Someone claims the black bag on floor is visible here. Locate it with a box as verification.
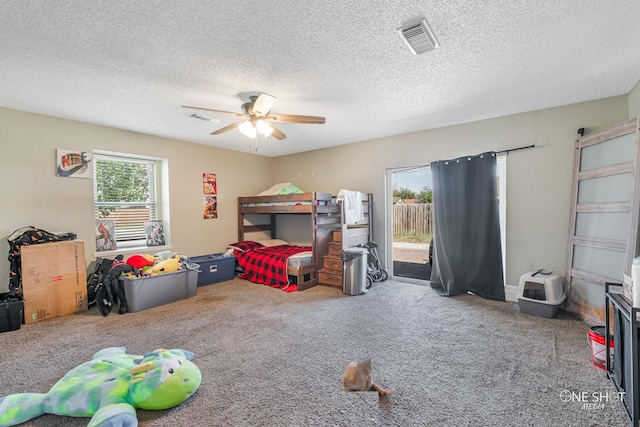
[87,257,116,306]
[0,293,23,333]
[7,226,77,294]
[90,255,138,316]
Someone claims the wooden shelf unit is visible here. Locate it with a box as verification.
[605,282,640,427]
[318,192,373,289]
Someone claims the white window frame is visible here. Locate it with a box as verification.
[93,150,169,253]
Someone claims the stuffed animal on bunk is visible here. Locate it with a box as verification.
[0,346,201,427]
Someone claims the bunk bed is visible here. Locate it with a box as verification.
[233,191,373,291]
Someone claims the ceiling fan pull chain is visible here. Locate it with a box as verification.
[249,135,258,152]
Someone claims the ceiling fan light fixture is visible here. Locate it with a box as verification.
[256,119,273,137]
[239,121,257,138]
[183,91,325,141]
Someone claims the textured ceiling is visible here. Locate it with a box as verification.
[1,1,639,157]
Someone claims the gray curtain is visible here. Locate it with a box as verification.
[429,152,505,301]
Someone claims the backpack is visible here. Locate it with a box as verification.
[92,257,138,317]
[7,226,76,295]
[87,257,117,306]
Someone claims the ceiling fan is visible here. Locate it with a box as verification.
[183,93,325,140]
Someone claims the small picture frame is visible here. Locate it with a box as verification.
[203,173,217,195]
[95,219,117,251]
[144,220,165,246]
[203,196,217,219]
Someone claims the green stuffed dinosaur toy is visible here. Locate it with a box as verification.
[0,346,201,427]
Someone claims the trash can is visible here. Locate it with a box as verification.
[587,326,613,371]
[342,247,368,295]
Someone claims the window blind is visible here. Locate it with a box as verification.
[93,154,158,243]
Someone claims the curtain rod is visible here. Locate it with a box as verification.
[392,144,536,173]
[496,144,535,155]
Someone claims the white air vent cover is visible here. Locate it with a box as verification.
[189,113,220,124]
[398,19,439,55]
[190,113,211,121]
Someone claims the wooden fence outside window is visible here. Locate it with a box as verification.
[393,204,434,235]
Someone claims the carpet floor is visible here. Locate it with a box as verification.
[0,278,628,426]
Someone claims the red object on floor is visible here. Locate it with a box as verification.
[588,326,613,370]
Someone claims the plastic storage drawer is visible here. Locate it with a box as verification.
[190,253,236,286]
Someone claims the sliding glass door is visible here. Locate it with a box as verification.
[387,166,433,282]
[386,157,506,284]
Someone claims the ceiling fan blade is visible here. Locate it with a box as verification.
[267,114,326,124]
[182,105,245,117]
[267,122,287,140]
[252,93,276,116]
[210,120,245,135]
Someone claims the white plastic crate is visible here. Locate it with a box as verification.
[517,272,565,318]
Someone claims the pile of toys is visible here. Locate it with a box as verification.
[87,251,196,316]
[124,253,182,276]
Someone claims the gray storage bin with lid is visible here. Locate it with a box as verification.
[190,253,236,286]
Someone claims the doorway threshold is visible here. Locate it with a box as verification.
[393,260,432,281]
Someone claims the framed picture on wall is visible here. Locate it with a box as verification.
[56,149,92,178]
[203,173,217,195]
[203,196,217,219]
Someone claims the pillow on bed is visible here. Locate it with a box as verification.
[257,239,289,247]
[227,241,264,252]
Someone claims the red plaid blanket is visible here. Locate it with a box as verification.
[234,244,311,292]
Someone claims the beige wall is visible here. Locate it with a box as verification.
[272,96,630,297]
[0,107,272,293]
[1,87,637,304]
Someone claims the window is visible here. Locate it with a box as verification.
[93,152,166,250]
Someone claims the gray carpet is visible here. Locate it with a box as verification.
[0,278,628,426]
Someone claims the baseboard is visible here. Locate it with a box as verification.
[505,284,518,302]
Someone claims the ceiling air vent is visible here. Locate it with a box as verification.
[189,113,215,123]
[398,19,439,55]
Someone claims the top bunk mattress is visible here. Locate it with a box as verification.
[238,192,339,214]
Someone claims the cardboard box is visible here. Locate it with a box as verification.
[623,273,632,302]
[119,270,197,312]
[21,240,87,324]
[189,253,236,286]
